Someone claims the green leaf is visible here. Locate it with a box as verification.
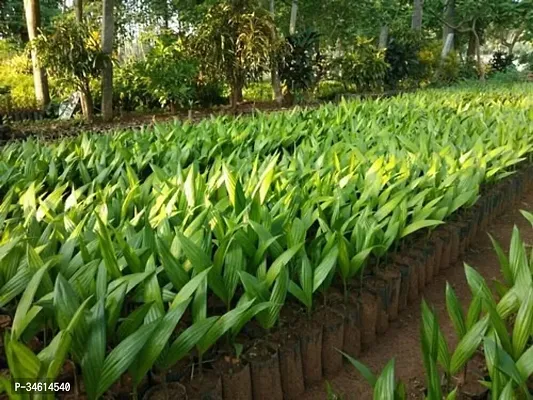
[339,349,377,386]
[4,333,41,380]
[488,234,512,286]
[95,214,121,279]
[196,299,255,355]
[176,231,212,272]
[97,320,159,398]
[156,236,189,290]
[313,246,339,291]
[159,317,218,371]
[445,283,466,339]
[373,359,395,400]
[131,299,192,386]
[11,263,50,340]
[117,302,154,342]
[516,345,533,380]
[82,300,106,400]
[265,244,302,287]
[511,287,533,360]
[450,317,489,375]
[400,220,442,238]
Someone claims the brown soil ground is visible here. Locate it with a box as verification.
[303,190,533,400]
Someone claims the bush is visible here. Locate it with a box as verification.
[33,18,104,120]
[384,32,424,89]
[243,81,272,102]
[279,29,321,96]
[143,33,198,111]
[0,41,37,112]
[488,69,526,83]
[113,34,227,112]
[489,51,514,73]
[315,80,346,101]
[517,52,533,72]
[333,37,389,92]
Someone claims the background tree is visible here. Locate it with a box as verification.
[194,0,277,109]
[101,0,115,121]
[34,19,103,120]
[23,0,50,107]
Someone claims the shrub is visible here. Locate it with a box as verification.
[384,32,423,89]
[517,52,533,72]
[279,29,321,96]
[33,18,104,120]
[489,51,514,73]
[143,33,198,112]
[315,80,346,101]
[0,42,37,112]
[334,37,389,93]
[113,59,154,112]
[243,81,272,102]
[113,34,227,112]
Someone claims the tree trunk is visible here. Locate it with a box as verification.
[467,32,476,59]
[442,0,454,47]
[75,0,83,22]
[378,25,389,49]
[411,0,423,31]
[230,83,238,111]
[235,78,243,103]
[101,0,114,122]
[473,28,484,81]
[23,0,50,109]
[289,0,298,35]
[80,82,94,121]
[270,0,283,105]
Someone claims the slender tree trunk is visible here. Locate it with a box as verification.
[80,81,94,121]
[472,26,484,81]
[163,0,169,29]
[289,0,298,35]
[230,82,238,111]
[75,0,83,22]
[235,78,243,103]
[378,25,389,49]
[442,0,454,48]
[467,32,476,59]
[101,0,114,121]
[411,0,423,31]
[23,0,50,109]
[270,0,283,104]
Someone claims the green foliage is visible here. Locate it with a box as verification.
[333,37,389,92]
[315,80,347,101]
[384,32,424,89]
[143,33,198,109]
[243,81,272,102]
[341,217,533,399]
[33,18,104,92]
[0,84,532,398]
[279,29,322,94]
[0,0,61,42]
[490,51,514,73]
[194,0,276,104]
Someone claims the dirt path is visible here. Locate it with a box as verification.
[303,189,533,400]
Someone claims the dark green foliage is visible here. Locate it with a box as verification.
[33,19,104,91]
[384,35,423,89]
[143,33,198,110]
[113,33,226,112]
[489,51,514,73]
[0,0,61,42]
[333,37,389,93]
[279,29,321,93]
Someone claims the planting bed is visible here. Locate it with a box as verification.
[304,178,533,400]
[0,83,532,400]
